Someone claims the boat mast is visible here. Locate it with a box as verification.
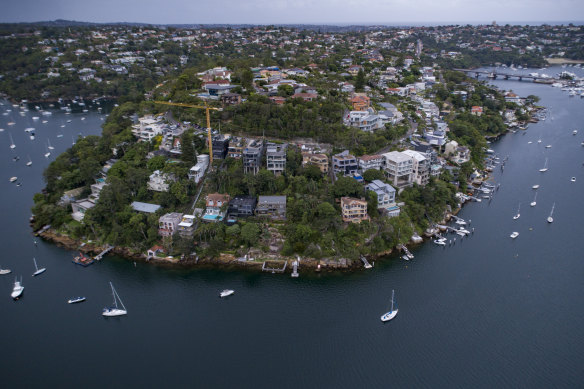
[391,290,395,312]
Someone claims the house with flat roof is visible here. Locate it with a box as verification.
[256,195,286,220]
[402,149,430,186]
[332,150,358,176]
[358,154,384,171]
[188,154,209,184]
[211,134,230,160]
[131,201,161,214]
[158,212,183,237]
[341,197,369,223]
[227,136,246,159]
[382,151,414,189]
[266,142,287,176]
[227,196,257,221]
[71,199,95,222]
[243,139,264,174]
[177,215,196,236]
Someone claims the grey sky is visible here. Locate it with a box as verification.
[1,0,583,24]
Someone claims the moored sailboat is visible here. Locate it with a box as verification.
[547,203,555,223]
[381,290,398,322]
[102,282,127,317]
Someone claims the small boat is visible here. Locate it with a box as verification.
[433,239,446,246]
[68,297,86,304]
[547,203,555,223]
[66,119,72,123]
[571,177,576,182]
[102,282,127,317]
[532,184,540,189]
[32,257,46,276]
[537,139,542,143]
[11,278,24,299]
[573,130,578,135]
[10,176,17,182]
[47,139,54,150]
[510,231,519,239]
[402,255,410,261]
[531,192,537,207]
[545,145,552,149]
[9,133,15,149]
[539,158,548,173]
[380,289,398,322]
[512,203,521,220]
[528,141,532,144]
[220,289,235,298]
[0,265,12,275]
[26,156,32,166]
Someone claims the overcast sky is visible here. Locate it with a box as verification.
[1,0,583,25]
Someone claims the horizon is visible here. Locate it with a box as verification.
[1,0,584,26]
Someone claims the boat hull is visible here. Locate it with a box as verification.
[68,297,86,304]
[102,308,127,317]
[381,309,398,322]
[220,290,235,298]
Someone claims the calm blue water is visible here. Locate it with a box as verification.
[1,68,583,388]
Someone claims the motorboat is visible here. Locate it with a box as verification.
[10,177,17,182]
[11,278,24,299]
[571,177,576,182]
[513,203,521,220]
[381,290,398,322]
[220,289,235,298]
[102,282,127,317]
[433,239,446,246]
[573,130,578,135]
[510,232,519,239]
[545,145,552,149]
[0,265,12,275]
[532,184,540,189]
[68,297,86,304]
[531,191,537,207]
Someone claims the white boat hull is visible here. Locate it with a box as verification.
[220,290,235,298]
[381,309,398,322]
[103,308,127,317]
[33,268,46,276]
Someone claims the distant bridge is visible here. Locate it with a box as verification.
[454,69,558,83]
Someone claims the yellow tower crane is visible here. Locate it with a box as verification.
[154,101,222,164]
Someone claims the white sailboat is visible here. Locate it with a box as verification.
[32,257,46,276]
[0,265,12,275]
[513,203,521,220]
[26,155,32,166]
[381,289,398,322]
[11,277,24,299]
[9,133,16,149]
[530,191,537,207]
[547,203,555,223]
[510,231,519,239]
[44,142,51,158]
[47,139,54,150]
[539,158,548,172]
[102,282,127,317]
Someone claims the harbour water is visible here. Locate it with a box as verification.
[1,67,584,388]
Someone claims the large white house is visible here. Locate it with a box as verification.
[402,149,430,186]
[382,151,414,189]
[188,154,209,184]
[148,170,175,192]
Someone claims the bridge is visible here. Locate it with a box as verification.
[454,69,558,83]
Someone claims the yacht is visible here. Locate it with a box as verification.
[532,184,540,189]
[32,257,46,277]
[545,145,552,149]
[102,282,127,317]
[10,177,18,183]
[433,238,446,246]
[547,203,555,223]
[510,232,519,239]
[513,203,521,220]
[380,290,398,322]
[531,191,537,207]
[220,289,235,298]
[11,278,24,299]
[539,158,548,172]
[573,130,578,135]
[0,265,12,275]
[571,177,576,182]
[68,297,86,304]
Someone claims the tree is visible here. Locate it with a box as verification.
[332,176,364,198]
[362,169,385,182]
[240,222,260,247]
[355,69,365,91]
[180,130,196,165]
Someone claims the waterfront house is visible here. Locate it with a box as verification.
[302,153,328,173]
[59,187,84,205]
[382,151,414,189]
[341,197,369,223]
[71,199,95,222]
[332,150,359,176]
[203,193,230,222]
[256,196,287,220]
[158,212,183,237]
[365,180,396,210]
[177,215,196,236]
[266,142,287,176]
[227,196,257,221]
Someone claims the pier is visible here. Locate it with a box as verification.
[360,255,373,269]
[397,244,414,259]
[262,260,287,274]
[94,245,114,261]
